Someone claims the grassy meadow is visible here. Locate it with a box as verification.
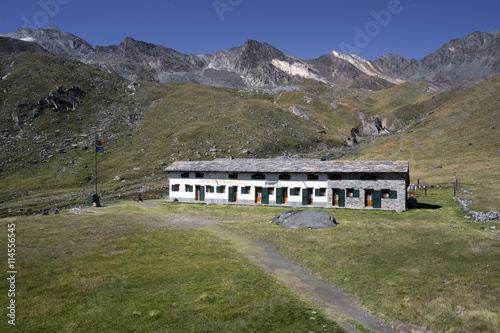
[0,203,344,332]
[1,187,499,332]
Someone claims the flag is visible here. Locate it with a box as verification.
[96,146,105,153]
[95,132,102,139]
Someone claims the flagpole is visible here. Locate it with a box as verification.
[95,132,98,198]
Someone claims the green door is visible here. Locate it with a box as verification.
[338,189,346,207]
[373,190,382,208]
[276,188,282,204]
[228,186,234,203]
[302,188,309,205]
[200,186,205,201]
[262,188,269,204]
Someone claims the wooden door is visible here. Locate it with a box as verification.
[195,185,201,201]
[255,187,262,203]
[365,189,373,207]
[282,188,288,204]
[332,189,339,206]
[232,186,238,202]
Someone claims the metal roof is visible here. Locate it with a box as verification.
[164,159,409,174]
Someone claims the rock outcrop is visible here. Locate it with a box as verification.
[271,210,338,229]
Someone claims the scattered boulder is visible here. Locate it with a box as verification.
[69,208,99,214]
[271,210,338,229]
[288,105,316,120]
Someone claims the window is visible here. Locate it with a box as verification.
[382,190,397,199]
[217,186,226,193]
[171,184,180,192]
[251,173,266,180]
[361,175,377,181]
[279,174,291,180]
[315,188,326,196]
[290,187,301,196]
[329,174,341,180]
[195,173,204,178]
[268,188,274,195]
[307,174,319,180]
[185,185,193,192]
[241,186,251,194]
[206,185,214,193]
[181,172,189,178]
[346,188,360,198]
[228,173,238,179]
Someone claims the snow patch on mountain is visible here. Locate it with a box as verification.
[331,51,406,84]
[271,59,327,83]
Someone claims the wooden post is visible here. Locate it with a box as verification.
[95,136,98,197]
[425,186,427,197]
[453,181,457,197]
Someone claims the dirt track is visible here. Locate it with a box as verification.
[209,226,394,333]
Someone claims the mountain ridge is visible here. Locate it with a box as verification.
[2,27,498,89]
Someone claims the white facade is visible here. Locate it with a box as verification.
[168,171,330,206]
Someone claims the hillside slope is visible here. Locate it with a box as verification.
[348,76,500,211]
[0,50,499,215]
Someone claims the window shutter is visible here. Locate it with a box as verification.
[171,185,175,192]
[262,188,269,204]
[353,189,360,198]
[216,186,221,194]
[389,190,398,199]
[228,187,234,202]
[339,189,346,207]
[189,186,193,192]
[276,188,282,204]
[373,190,382,208]
[200,186,205,201]
[315,188,320,197]
[302,189,309,205]
[290,188,295,196]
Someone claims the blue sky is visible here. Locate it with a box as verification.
[1,0,499,60]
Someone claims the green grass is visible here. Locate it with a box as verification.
[1,188,499,332]
[218,188,500,332]
[0,207,344,332]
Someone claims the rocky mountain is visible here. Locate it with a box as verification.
[0,36,49,56]
[1,27,499,89]
[371,29,500,87]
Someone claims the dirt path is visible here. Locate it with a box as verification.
[207,226,394,333]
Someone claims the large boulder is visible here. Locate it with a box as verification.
[271,210,338,229]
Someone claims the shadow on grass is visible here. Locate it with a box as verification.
[417,203,443,210]
[407,198,442,210]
